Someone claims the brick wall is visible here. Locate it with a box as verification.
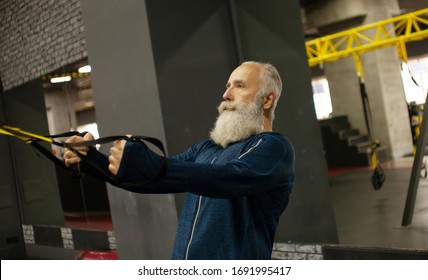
[23,223,323,260]
[0,0,87,91]
[272,242,324,260]
[23,224,116,252]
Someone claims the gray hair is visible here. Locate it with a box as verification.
[241,61,283,119]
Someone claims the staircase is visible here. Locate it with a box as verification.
[319,115,386,168]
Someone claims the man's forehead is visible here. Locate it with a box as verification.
[228,64,261,82]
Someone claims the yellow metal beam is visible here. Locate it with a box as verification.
[306,8,428,67]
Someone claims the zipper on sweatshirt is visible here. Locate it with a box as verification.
[185,156,217,260]
[185,195,202,259]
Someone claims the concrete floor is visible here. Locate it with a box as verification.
[329,157,428,251]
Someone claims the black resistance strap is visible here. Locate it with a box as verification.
[358,78,386,190]
[0,124,168,187]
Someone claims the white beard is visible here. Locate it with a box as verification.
[209,97,264,148]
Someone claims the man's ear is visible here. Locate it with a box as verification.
[263,92,276,110]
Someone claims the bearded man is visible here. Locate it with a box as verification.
[64,61,295,260]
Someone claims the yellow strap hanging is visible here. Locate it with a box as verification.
[354,53,364,80]
[0,124,53,143]
[0,127,30,141]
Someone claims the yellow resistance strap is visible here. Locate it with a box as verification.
[0,124,53,143]
[0,123,168,188]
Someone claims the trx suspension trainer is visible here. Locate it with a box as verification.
[0,124,168,187]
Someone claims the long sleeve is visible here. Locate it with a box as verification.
[115,134,295,198]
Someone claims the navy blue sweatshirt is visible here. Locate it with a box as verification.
[85,132,295,259]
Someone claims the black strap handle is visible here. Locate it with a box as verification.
[1,125,168,187]
[64,134,168,187]
[29,131,168,187]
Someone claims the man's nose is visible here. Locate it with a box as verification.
[223,88,233,101]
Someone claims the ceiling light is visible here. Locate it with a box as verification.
[78,65,91,73]
[50,76,72,83]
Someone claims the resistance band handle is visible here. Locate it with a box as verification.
[47,131,89,139]
[63,134,163,150]
[64,135,168,187]
[1,124,168,187]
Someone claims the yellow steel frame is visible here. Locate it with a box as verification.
[306,8,428,172]
[306,8,428,68]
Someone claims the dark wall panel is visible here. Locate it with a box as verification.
[0,79,26,259]
[146,0,239,215]
[3,79,64,227]
[80,0,179,260]
[146,0,238,155]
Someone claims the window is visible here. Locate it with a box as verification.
[312,77,333,119]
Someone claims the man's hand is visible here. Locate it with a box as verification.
[64,132,94,167]
[108,139,126,175]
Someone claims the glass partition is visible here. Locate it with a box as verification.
[42,58,112,230]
